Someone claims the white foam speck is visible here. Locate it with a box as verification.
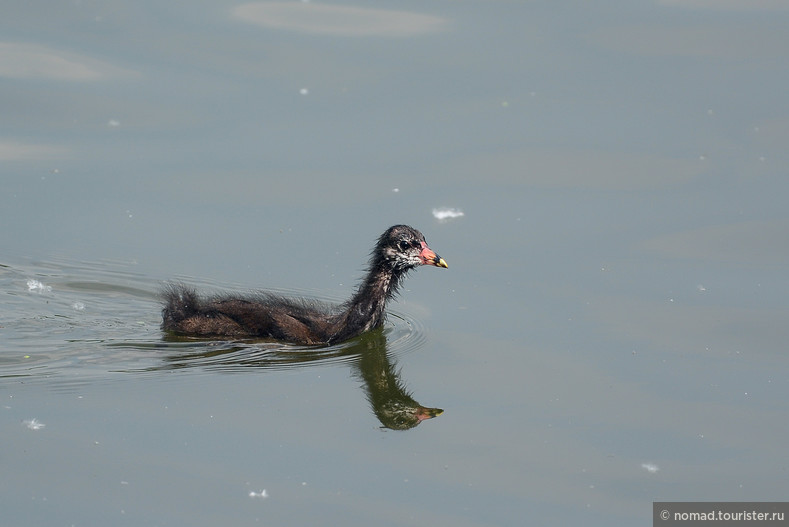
[249,489,268,498]
[24,418,46,430]
[27,279,52,293]
[641,462,659,473]
[432,207,464,221]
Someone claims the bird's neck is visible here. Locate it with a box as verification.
[332,264,403,342]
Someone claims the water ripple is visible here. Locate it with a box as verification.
[0,257,433,383]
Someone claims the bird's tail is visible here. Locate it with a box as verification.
[161,284,201,331]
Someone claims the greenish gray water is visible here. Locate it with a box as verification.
[3,2,789,525]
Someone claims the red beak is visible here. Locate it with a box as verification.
[415,406,444,421]
[419,241,448,268]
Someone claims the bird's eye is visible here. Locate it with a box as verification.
[397,240,411,252]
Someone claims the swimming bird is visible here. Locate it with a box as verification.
[162,225,447,345]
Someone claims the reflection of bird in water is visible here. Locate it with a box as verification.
[154,329,443,430]
[353,331,443,430]
[161,225,447,345]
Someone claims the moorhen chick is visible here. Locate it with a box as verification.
[162,225,448,344]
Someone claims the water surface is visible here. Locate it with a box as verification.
[3,1,789,526]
